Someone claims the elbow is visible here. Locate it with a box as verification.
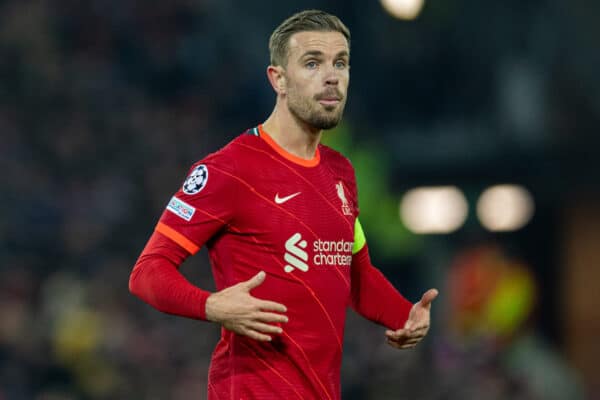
[128,263,165,312]
[128,273,136,296]
[128,266,159,311]
[128,266,143,299]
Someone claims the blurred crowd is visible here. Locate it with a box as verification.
[0,0,594,399]
[1,1,244,398]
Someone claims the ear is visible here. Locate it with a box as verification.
[266,65,286,95]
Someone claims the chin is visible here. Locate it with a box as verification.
[313,118,341,130]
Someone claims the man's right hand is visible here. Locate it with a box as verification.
[205,271,288,341]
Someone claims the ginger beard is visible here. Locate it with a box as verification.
[285,79,347,130]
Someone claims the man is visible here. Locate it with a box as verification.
[129,9,438,399]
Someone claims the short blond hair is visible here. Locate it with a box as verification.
[269,10,351,67]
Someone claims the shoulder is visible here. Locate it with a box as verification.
[192,129,259,168]
[179,132,255,196]
[319,144,356,178]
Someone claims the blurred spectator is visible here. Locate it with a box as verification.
[0,0,596,398]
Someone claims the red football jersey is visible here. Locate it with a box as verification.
[154,125,403,399]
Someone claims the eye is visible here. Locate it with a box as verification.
[306,60,318,69]
[335,60,347,69]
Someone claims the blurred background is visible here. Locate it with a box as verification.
[1,0,599,399]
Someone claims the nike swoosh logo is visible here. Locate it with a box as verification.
[275,192,301,204]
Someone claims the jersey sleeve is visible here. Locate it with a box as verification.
[129,230,211,320]
[350,219,413,329]
[348,160,413,329]
[156,149,238,254]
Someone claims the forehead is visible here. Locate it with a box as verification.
[287,31,349,58]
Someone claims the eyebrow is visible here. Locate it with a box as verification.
[300,50,350,59]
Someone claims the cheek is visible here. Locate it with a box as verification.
[296,68,323,85]
[290,76,314,98]
[340,71,350,87]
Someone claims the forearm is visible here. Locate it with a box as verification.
[350,245,413,330]
[129,231,210,320]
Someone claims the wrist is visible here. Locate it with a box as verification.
[204,292,218,322]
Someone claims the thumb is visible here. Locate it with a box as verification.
[418,288,439,309]
[243,271,266,291]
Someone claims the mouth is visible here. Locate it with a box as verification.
[316,90,343,107]
[318,98,341,106]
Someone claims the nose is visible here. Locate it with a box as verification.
[325,73,339,86]
[324,64,340,86]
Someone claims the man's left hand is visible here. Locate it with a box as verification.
[385,288,438,349]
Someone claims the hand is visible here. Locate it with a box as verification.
[205,271,288,342]
[385,288,438,349]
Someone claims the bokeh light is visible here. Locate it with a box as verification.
[380,0,425,20]
[400,186,468,234]
[477,184,535,231]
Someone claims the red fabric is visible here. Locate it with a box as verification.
[350,245,413,330]
[129,231,210,320]
[129,127,413,399]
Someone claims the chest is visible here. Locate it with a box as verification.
[221,152,356,301]
[235,163,355,244]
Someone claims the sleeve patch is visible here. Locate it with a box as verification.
[167,196,196,221]
[183,164,209,195]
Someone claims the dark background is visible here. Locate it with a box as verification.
[1,0,599,399]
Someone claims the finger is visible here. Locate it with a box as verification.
[386,339,415,349]
[386,328,410,336]
[386,330,422,344]
[249,321,284,335]
[255,299,287,313]
[386,328,408,337]
[243,271,266,291]
[418,288,439,309]
[255,311,289,324]
[399,324,429,337]
[388,336,421,346]
[386,338,419,350]
[411,326,429,336]
[404,324,429,334]
[385,329,409,340]
[389,332,425,344]
[398,343,419,349]
[403,328,429,339]
[241,327,272,342]
[387,327,428,342]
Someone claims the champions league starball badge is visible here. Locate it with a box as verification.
[182,164,208,195]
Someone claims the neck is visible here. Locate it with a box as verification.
[262,103,322,160]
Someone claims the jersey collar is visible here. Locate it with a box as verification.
[257,124,321,168]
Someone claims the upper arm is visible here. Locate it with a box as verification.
[155,150,239,254]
